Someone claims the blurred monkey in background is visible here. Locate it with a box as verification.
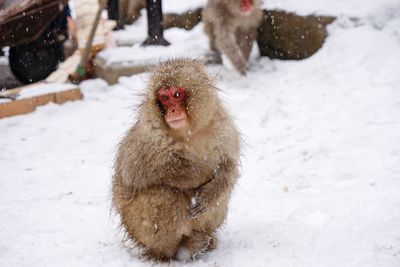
[202,0,263,74]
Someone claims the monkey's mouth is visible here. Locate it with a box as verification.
[164,104,188,129]
[166,118,188,130]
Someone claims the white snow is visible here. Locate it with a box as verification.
[162,0,206,13]
[0,98,11,103]
[191,197,198,207]
[1,1,400,267]
[176,247,192,261]
[17,83,78,99]
[262,0,400,17]
[99,19,209,66]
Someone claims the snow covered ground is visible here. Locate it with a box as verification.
[1,1,400,266]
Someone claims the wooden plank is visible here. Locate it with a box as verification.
[0,98,36,118]
[0,88,82,119]
[94,62,151,85]
[54,88,83,104]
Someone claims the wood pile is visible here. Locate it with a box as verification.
[1,0,115,119]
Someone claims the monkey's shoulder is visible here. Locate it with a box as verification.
[116,121,166,161]
[189,121,240,165]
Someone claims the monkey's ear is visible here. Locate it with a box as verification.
[185,91,190,100]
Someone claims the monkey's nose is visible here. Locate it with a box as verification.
[171,109,175,113]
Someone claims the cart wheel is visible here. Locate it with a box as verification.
[9,42,64,84]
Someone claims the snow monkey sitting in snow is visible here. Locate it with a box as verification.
[112,58,241,261]
[202,0,263,74]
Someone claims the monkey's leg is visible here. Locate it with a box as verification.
[120,187,191,261]
[237,28,257,62]
[204,20,216,51]
[215,29,247,74]
[203,22,222,64]
[177,192,230,260]
[174,187,230,260]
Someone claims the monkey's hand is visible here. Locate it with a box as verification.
[188,157,236,218]
[188,189,208,218]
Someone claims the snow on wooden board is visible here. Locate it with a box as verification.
[15,83,78,99]
[97,19,209,67]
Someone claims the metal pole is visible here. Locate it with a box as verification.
[107,0,124,30]
[142,0,170,46]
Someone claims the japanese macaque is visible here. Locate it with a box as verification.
[202,0,263,74]
[112,59,240,261]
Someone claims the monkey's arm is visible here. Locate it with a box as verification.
[161,150,213,190]
[117,132,212,193]
[189,156,237,218]
[119,149,205,191]
[214,22,247,74]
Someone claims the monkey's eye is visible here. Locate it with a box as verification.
[173,89,186,99]
[161,94,169,101]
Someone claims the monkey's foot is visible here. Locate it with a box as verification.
[204,52,223,65]
[176,232,217,261]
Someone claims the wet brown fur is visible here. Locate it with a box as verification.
[112,59,240,261]
[257,10,335,59]
[202,0,263,74]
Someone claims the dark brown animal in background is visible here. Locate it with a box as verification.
[112,59,240,261]
[257,10,336,60]
[119,0,146,25]
[202,0,263,74]
[119,0,202,31]
[163,8,203,31]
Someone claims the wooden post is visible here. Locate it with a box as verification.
[142,0,169,46]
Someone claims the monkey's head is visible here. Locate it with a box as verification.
[240,0,253,12]
[144,58,218,137]
[228,0,258,14]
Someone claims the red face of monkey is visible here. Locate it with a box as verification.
[241,0,252,12]
[158,87,188,130]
